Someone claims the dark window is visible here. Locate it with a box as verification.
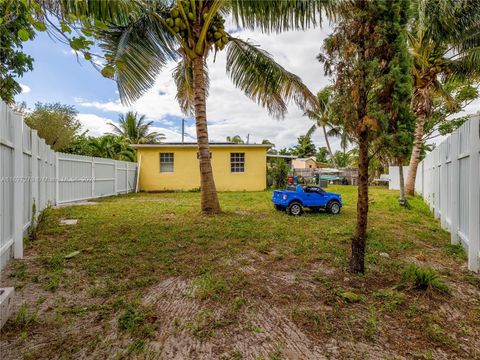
[230,152,245,173]
[159,153,174,172]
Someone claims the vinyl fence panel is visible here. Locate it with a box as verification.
[0,101,138,270]
[388,114,479,272]
[418,115,479,271]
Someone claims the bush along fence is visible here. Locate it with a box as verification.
[0,101,137,270]
[414,114,479,272]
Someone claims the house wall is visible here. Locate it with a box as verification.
[292,158,318,169]
[137,146,267,191]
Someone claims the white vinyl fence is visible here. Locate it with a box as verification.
[390,114,479,272]
[1,101,137,270]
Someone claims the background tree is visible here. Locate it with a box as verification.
[422,81,478,145]
[278,148,293,156]
[319,0,412,273]
[316,147,330,163]
[0,0,35,104]
[42,1,325,214]
[305,86,337,167]
[25,102,81,151]
[108,111,164,144]
[226,135,245,144]
[331,150,353,168]
[267,158,290,189]
[292,135,316,158]
[64,133,136,161]
[405,0,480,195]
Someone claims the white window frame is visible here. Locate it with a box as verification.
[230,152,245,173]
[159,152,174,173]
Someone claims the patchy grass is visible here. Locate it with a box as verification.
[1,186,479,359]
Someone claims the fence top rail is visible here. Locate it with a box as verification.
[58,152,137,166]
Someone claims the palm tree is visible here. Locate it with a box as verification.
[46,1,328,213]
[226,135,244,144]
[108,111,165,144]
[89,135,136,161]
[405,0,480,195]
[304,86,338,167]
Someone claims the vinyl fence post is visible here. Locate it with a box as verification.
[13,113,24,259]
[91,157,95,198]
[114,160,118,195]
[450,132,459,245]
[55,152,59,206]
[468,116,479,272]
[31,130,39,222]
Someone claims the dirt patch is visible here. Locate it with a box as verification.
[142,277,331,359]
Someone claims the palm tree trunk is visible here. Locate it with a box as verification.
[350,131,369,273]
[323,125,337,168]
[192,55,221,214]
[405,102,427,196]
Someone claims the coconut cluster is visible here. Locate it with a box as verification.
[165,4,229,51]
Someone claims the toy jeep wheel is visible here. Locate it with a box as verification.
[287,202,303,216]
[327,200,341,215]
[274,204,284,211]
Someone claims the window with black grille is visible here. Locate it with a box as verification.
[230,153,245,173]
[159,153,174,172]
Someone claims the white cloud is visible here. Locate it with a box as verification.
[77,113,115,136]
[20,83,31,94]
[62,49,76,56]
[77,99,128,113]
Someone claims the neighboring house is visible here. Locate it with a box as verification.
[292,156,327,169]
[267,154,297,169]
[132,142,271,191]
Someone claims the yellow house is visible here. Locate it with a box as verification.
[132,143,270,192]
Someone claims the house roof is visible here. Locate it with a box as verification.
[266,154,297,159]
[131,142,272,149]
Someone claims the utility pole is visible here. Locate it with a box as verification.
[181,119,185,143]
[246,133,250,144]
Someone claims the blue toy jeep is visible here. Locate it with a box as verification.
[272,185,342,216]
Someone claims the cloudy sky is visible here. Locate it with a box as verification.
[15,22,480,151]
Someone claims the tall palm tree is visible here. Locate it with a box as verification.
[304,86,337,167]
[46,0,329,213]
[405,0,480,195]
[108,111,165,144]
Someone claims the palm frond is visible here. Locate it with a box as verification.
[226,38,317,119]
[228,0,333,33]
[107,122,125,137]
[40,0,142,25]
[306,124,318,138]
[95,11,179,104]
[304,109,321,121]
[173,58,210,116]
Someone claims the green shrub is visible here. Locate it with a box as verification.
[401,264,448,293]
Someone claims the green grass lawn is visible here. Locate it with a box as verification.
[1,186,479,359]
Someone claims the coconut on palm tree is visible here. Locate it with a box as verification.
[108,111,165,144]
[46,0,327,213]
[405,0,480,195]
